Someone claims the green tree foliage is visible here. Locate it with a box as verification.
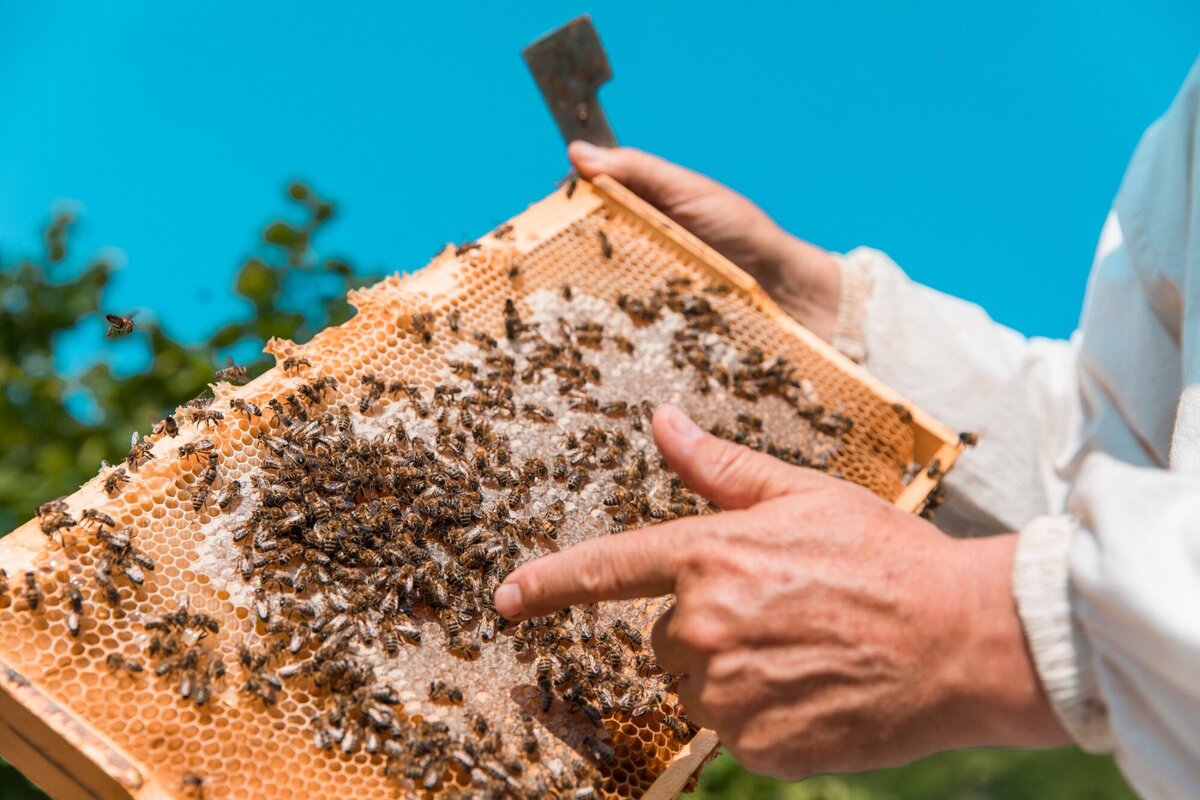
[0,187,1134,798]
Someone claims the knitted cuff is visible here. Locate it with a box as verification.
[1012,514,1113,752]
[831,250,873,363]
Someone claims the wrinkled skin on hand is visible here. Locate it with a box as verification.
[496,405,1068,780]
[568,141,843,343]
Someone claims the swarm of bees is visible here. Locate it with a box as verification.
[17,271,869,799]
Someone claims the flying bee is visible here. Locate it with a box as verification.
[104,312,136,339]
[428,680,464,704]
[229,398,261,419]
[281,357,311,373]
[178,438,215,461]
[103,466,130,496]
[214,356,248,383]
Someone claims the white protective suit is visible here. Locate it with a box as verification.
[832,58,1200,799]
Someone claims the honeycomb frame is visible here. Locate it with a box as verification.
[0,176,963,800]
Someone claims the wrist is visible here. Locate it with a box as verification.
[946,534,1071,748]
[759,231,842,342]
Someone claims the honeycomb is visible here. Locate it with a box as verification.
[0,177,961,800]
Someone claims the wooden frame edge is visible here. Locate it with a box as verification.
[0,658,143,800]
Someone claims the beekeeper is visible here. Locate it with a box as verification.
[494,58,1200,799]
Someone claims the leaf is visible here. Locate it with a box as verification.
[235,258,278,304]
[263,221,305,248]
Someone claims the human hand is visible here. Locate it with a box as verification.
[569,142,843,342]
[495,405,1068,779]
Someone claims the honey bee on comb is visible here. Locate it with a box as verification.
[0,180,961,800]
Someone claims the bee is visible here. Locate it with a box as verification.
[455,240,480,256]
[507,263,522,280]
[65,581,84,637]
[191,486,210,512]
[926,458,943,479]
[610,335,635,355]
[566,469,586,492]
[582,735,615,766]
[428,680,464,703]
[22,572,41,611]
[181,772,205,800]
[282,357,312,373]
[561,283,573,301]
[105,653,145,675]
[153,414,180,438]
[217,480,241,510]
[570,395,599,413]
[125,433,155,472]
[447,309,462,333]
[702,283,733,295]
[597,231,614,260]
[612,618,643,648]
[214,356,248,383]
[188,408,224,427]
[519,713,539,755]
[493,223,514,240]
[103,466,130,496]
[229,398,261,419]
[0,569,7,595]
[178,438,215,461]
[104,312,136,338]
[662,715,691,741]
[889,401,914,424]
[411,312,436,345]
[473,331,498,350]
[81,508,116,529]
[522,404,554,422]
[959,431,979,447]
[600,401,628,416]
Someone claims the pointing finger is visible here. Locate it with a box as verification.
[495,513,727,621]
[653,404,820,510]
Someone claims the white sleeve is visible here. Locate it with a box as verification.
[832,55,1200,800]
[833,246,1083,537]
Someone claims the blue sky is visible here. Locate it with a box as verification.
[2,1,1198,363]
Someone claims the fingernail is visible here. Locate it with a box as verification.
[570,140,606,165]
[494,582,523,618]
[662,404,703,443]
